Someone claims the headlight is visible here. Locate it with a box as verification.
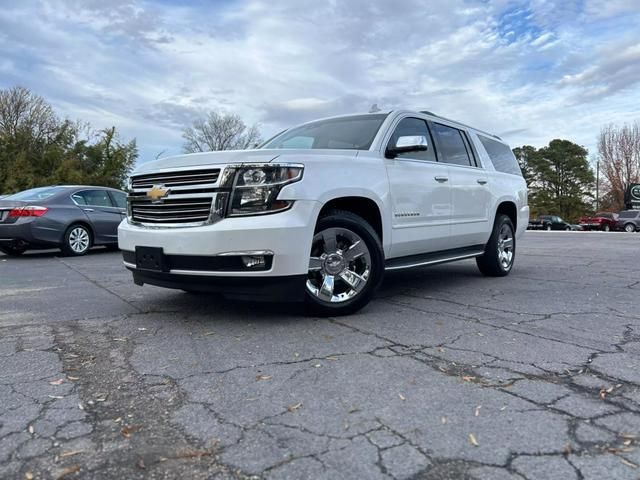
[225,164,303,216]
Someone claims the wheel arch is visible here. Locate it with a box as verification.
[316,195,385,246]
[64,221,94,246]
[495,200,518,229]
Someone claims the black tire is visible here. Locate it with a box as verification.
[624,223,636,233]
[565,226,571,231]
[0,244,27,256]
[545,225,551,231]
[61,224,92,256]
[304,210,384,316]
[476,214,516,277]
[603,224,610,232]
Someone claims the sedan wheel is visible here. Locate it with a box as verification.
[62,225,92,256]
[603,225,610,232]
[625,223,636,233]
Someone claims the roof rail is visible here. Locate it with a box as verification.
[418,110,502,141]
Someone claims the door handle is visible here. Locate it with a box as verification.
[434,176,449,182]
[83,208,95,212]
[477,179,488,185]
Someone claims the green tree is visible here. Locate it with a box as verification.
[0,86,137,192]
[513,140,595,222]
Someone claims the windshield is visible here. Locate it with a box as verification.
[5,186,67,201]
[262,114,388,150]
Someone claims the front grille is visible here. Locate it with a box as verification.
[131,169,220,189]
[128,167,222,226]
[130,198,213,224]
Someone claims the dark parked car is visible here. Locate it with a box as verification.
[528,215,573,231]
[616,210,640,232]
[0,186,127,256]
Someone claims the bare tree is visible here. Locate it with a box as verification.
[597,122,640,210]
[182,111,262,153]
[0,86,59,142]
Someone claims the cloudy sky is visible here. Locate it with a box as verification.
[1,0,639,164]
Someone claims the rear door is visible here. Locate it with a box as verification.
[384,116,453,257]
[71,189,122,243]
[431,122,491,248]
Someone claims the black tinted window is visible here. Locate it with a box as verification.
[72,190,113,207]
[263,114,388,150]
[110,191,127,209]
[388,118,436,162]
[432,123,472,166]
[478,135,522,176]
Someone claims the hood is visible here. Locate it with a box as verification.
[132,148,361,175]
[133,149,283,175]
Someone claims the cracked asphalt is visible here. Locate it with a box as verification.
[1,231,640,479]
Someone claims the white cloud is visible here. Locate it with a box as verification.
[0,0,639,163]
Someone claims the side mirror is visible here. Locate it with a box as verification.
[385,135,429,158]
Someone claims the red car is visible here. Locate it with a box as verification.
[578,212,618,231]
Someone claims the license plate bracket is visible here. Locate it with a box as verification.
[135,246,168,272]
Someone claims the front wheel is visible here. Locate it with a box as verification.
[61,224,92,256]
[476,214,515,277]
[565,226,571,231]
[603,225,610,232]
[546,225,551,231]
[304,210,384,316]
[625,223,636,233]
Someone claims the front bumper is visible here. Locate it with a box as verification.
[127,268,307,302]
[118,199,320,278]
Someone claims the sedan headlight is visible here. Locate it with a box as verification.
[224,164,303,216]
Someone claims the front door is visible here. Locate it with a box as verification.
[384,117,453,258]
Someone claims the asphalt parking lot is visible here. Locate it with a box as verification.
[1,231,639,480]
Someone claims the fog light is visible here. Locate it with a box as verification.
[242,255,266,268]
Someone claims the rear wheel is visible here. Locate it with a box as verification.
[62,224,92,256]
[603,224,610,232]
[477,214,515,277]
[0,244,27,256]
[546,225,551,231]
[304,210,384,316]
[625,223,636,233]
[565,226,571,231]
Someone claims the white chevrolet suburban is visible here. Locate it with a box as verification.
[118,110,529,315]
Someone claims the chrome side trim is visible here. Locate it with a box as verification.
[217,250,274,256]
[385,252,483,271]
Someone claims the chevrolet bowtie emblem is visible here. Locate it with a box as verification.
[147,185,170,203]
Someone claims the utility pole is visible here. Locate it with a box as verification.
[596,159,599,211]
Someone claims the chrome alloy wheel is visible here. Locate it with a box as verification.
[497,223,514,270]
[306,227,371,303]
[69,227,90,254]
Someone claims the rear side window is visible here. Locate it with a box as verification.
[431,123,473,166]
[619,211,639,219]
[72,190,114,207]
[478,135,522,176]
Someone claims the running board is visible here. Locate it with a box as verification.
[385,245,485,271]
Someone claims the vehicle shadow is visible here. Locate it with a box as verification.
[134,262,484,320]
[0,247,117,259]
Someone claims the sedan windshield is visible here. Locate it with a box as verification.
[5,186,67,201]
[262,114,388,150]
